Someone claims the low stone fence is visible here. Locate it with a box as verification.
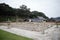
[0,22,55,32]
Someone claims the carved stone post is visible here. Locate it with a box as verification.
[42,22,45,34]
[56,22,58,28]
[7,19,11,29]
[29,19,31,22]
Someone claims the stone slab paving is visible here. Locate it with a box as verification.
[0,25,60,40]
[0,26,44,40]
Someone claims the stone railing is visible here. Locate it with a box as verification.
[0,22,55,32]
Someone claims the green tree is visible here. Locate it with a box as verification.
[0,3,49,22]
[0,3,15,22]
[19,5,30,18]
[31,11,49,19]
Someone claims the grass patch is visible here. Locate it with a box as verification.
[0,29,33,40]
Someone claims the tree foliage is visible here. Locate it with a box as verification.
[0,3,48,22]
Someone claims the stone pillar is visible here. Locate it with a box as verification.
[29,19,31,22]
[42,22,45,34]
[7,19,11,29]
[55,22,59,28]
